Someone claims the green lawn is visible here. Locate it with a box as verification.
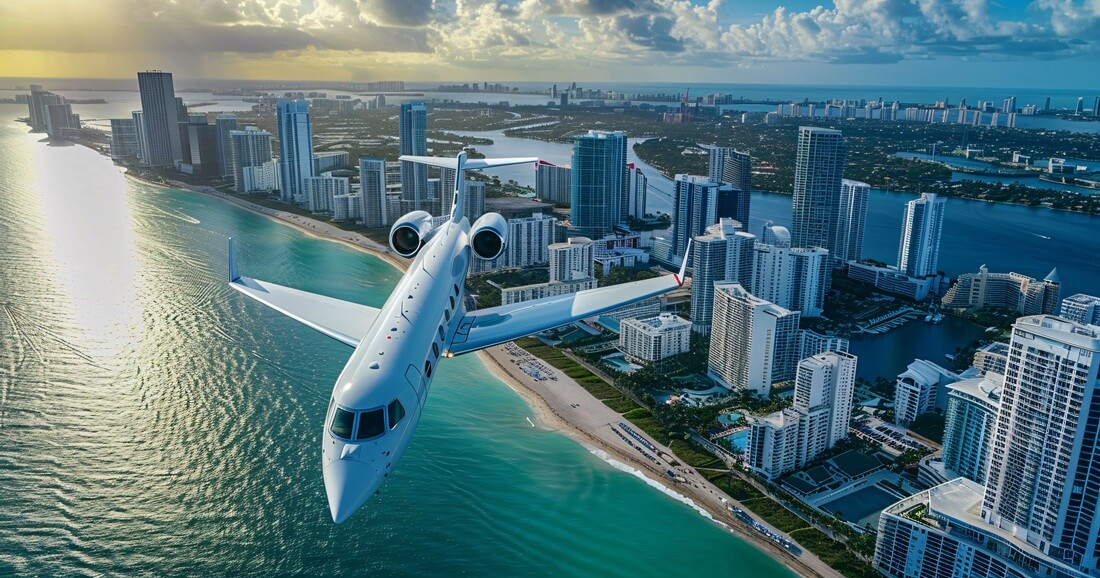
[738,498,810,534]
[788,528,881,578]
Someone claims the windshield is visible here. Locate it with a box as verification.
[355,408,386,440]
[330,408,355,439]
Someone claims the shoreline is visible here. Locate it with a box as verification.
[128,172,840,578]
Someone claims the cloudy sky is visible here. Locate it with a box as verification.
[1,0,1098,87]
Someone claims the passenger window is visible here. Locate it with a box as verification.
[388,400,406,429]
[449,295,455,309]
[355,408,385,440]
[425,360,433,377]
[453,284,459,296]
[330,408,355,439]
[432,342,440,358]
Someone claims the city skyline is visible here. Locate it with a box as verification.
[1,1,1099,88]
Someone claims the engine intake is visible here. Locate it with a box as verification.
[470,213,507,261]
[389,211,435,258]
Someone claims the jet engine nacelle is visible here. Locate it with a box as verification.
[389,211,435,258]
[470,213,507,261]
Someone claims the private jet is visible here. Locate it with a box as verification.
[228,152,689,523]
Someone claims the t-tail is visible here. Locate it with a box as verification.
[398,152,538,222]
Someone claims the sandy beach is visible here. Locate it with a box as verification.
[142,174,841,578]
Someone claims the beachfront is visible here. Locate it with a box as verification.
[147,173,842,578]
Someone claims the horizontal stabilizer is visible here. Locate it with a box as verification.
[399,155,538,171]
[227,239,380,348]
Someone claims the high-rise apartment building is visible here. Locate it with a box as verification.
[28,86,64,131]
[793,351,857,462]
[399,102,429,212]
[690,219,756,334]
[877,317,1100,578]
[131,110,150,165]
[229,126,274,193]
[109,118,138,159]
[214,114,238,178]
[708,283,800,394]
[897,193,946,278]
[627,163,647,220]
[549,237,595,282]
[570,130,627,238]
[304,175,349,213]
[465,181,487,223]
[277,99,315,204]
[835,179,869,262]
[359,158,388,228]
[708,147,751,224]
[941,374,1001,484]
[894,359,960,426]
[751,244,829,317]
[791,127,847,255]
[535,160,572,206]
[137,71,182,167]
[619,313,692,362]
[671,174,719,260]
[1060,293,1100,325]
[983,316,1100,567]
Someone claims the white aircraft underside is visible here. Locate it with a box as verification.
[228,152,689,523]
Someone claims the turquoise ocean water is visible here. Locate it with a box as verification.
[0,109,795,576]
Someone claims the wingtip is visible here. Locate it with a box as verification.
[228,237,240,283]
[676,240,691,284]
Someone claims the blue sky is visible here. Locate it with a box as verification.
[0,0,1097,88]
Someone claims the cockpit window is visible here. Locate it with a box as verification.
[355,408,386,440]
[388,400,406,429]
[330,408,355,439]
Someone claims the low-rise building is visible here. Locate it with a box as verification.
[894,360,960,426]
[846,261,943,301]
[500,277,597,305]
[972,342,1009,375]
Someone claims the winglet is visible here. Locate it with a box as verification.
[228,237,240,283]
[674,239,691,286]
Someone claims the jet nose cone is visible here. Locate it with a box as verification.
[323,459,379,524]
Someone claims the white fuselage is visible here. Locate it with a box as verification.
[321,217,471,522]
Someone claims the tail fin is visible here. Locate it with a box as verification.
[228,238,240,282]
[398,153,539,221]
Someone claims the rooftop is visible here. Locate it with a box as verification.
[828,450,882,479]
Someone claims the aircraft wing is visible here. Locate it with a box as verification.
[227,239,380,348]
[447,242,690,356]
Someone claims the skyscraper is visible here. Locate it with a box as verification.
[535,160,571,206]
[627,163,647,220]
[570,130,627,238]
[671,174,719,260]
[215,114,238,178]
[359,158,389,228]
[137,71,182,167]
[229,126,273,192]
[549,237,594,282]
[752,244,829,317]
[690,219,756,334]
[790,127,847,255]
[941,374,1001,484]
[464,181,486,223]
[28,86,64,132]
[277,99,315,204]
[835,179,869,262]
[793,351,857,462]
[1076,97,1085,115]
[708,147,751,224]
[897,193,946,278]
[982,316,1100,566]
[708,283,800,394]
[109,118,138,160]
[131,110,150,165]
[399,102,428,212]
